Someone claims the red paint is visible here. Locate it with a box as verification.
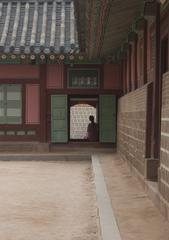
[104,64,120,89]
[137,37,144,87]
[143,21,148,84]
[40,64,47,142]
[26,84,40,124]
[0,65,39,79]
[147,23,151,81]
[47,65,64,89]
[126,51,130,92]
[131,42,135,90]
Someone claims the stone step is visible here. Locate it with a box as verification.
[0,142,116,153]
[0,142,49,153]
[0,153,91,161]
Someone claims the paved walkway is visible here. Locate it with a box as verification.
[98,153,169,240]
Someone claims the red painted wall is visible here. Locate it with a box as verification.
[26,84,40,124]
[46,65,64,89]
[0,65,39,79]
[104,64,121,89]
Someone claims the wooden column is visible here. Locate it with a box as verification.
[122,60,126,94]
[124,53,128,94]
[152,1,161,159]
[143,20,148,84]
[128,45,132,91]
[126,51,130,93]
[40,64,47,142]
[145,82,153,158]
[134,36,138,90]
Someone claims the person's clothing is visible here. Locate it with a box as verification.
[87,122,98,141]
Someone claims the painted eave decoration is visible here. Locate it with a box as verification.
[0,0,80,62]
[74,0,144,61]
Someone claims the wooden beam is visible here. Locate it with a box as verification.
[40,64,47,142]
[87,0,95,58]
[95,0,112,58]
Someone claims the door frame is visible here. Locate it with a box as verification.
[68,95,99,141]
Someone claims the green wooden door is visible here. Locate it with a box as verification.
[99,95,116,143]
[51,95,68,143]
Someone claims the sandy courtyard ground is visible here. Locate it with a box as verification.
[0,160,100,240]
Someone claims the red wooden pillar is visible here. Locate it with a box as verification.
[145,82,153,158]
[128,45,132,91]
[124,55,127,94]
[126,50,130,93]
[122,60,126,94]
[143,20,148,84]
[134,36,138,90]
[40,64,47,142]
[152,1,161,159]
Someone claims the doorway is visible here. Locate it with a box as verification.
[69,96,98,141]
[51,94,116,143]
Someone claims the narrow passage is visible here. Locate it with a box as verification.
[99,153,169,240]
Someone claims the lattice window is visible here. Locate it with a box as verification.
[0,84,22,124]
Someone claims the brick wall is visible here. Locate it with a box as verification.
[117,86,147,175]
[159,71,169,208]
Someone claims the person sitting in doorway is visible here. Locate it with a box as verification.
[86,115,98,141]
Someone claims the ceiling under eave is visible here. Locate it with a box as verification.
[74,0,144,60]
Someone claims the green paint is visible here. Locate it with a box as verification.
[0,84,22,124]
[68,69,99,88]
[0,55,102,65]
[0,56,21,64]
[51,95,68,143]
[99,95,116,143]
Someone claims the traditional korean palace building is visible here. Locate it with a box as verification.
[0,0,120,143]
[1,0,169,219]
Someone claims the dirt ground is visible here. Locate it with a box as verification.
[0,160,101,240]
[100,153,169,240]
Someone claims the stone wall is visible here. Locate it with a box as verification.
[159,71,169,212]
[117,86,147,176]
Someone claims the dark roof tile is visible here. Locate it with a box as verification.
[0,0,78,54]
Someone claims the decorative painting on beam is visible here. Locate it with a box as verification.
[67,69,100,89]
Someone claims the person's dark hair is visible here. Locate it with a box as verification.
[89,115,94,122]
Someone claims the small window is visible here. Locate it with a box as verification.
[0,84,22,124]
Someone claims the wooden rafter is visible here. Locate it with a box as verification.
[87,0,95,58]
[95,0,112,58]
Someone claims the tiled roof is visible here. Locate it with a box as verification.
[0,0,78,54]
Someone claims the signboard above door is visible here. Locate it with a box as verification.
[68,68,100,89]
